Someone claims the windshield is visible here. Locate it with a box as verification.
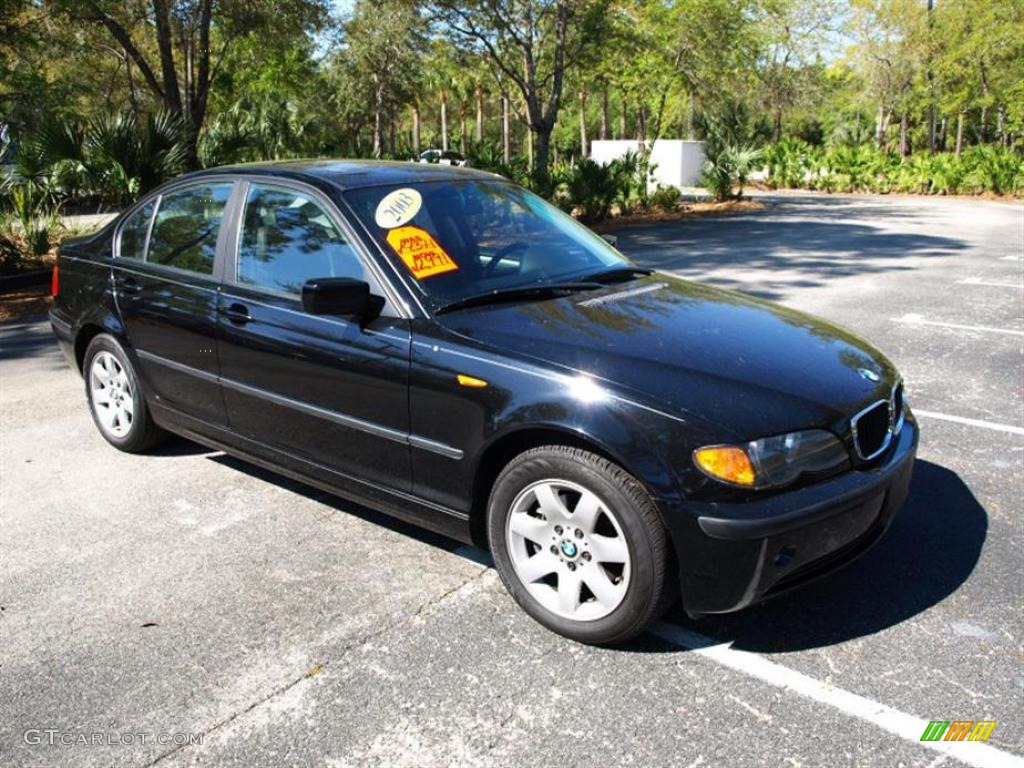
[343,179,630,311]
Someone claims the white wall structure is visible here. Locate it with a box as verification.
[589,139,706,189]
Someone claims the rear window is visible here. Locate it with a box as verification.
[147,183,233,275]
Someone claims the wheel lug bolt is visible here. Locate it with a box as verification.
[574,529,583,539]
[550,545,558,555]
[582,551,591,561]
[554,525,563,535]
[567,562,576,571]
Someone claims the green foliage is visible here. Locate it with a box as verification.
[763,140,1023,196]
[0,183,62,270]
[549,150,658,222]
[7,110,187,208]
[962,145,1024,195]
[650,185,682,212]
[702,144,763,200]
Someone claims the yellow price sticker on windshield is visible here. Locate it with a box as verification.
[386,225,459,279]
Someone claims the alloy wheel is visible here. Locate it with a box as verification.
[89,351,134,438]
[505,479,631,621]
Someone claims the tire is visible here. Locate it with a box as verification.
[83,334,166,453]
[488,445,673,645]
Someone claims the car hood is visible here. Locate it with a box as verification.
[436,274,899,440]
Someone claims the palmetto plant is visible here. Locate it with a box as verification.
[764,137,813,189]
[702,144,763,200]
[11,110,187,207]
[962,145,1024,195]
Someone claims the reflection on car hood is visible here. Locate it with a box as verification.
[436,274,899,439]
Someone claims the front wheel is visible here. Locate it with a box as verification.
[488,445,674,645]
[84,334,166,452]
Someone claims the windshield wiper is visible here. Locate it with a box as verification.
[582,266,654,284]
[435,282,603,314]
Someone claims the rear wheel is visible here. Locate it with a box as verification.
[488,445,673,645]
[84,334,166,452]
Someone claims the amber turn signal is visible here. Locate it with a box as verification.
[457,374,488,388]
[693,445,756,487]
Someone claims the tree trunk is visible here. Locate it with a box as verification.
[475,86,484,145]
[955,112,964,156]
[980,104,988,143]
[600,87,608,140]
[938,116,947,151]
[411,103,421,156]
[928,106,937,153]
[773,108,782,143]
[533,128,552,176]
[389,104,397,156]
[526,124,534,171]
[900,112,910,157]
[501,94,510,164]
[619,93,627,140]
[372,80,384,159]
[124,49,140,122]
[459,102,467,155]
[578,90,588,157]
[439,91,449,152]
[875,105,887,149]
[636,105,646,143]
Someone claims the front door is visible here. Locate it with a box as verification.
[215,180,412,491]
[114,180,235,425]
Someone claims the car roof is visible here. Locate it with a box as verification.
[178,159,498,191]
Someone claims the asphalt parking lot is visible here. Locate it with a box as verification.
[1,192,1021,768]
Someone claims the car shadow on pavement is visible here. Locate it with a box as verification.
[660,459,986,653]
[207,453,462,551]
[206,449,983,656]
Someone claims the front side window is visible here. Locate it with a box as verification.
[344,179,627,310]
[118,200,155,260]
[147,182,233,275]
[237,184,364,296]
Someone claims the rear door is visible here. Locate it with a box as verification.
[114,180,236,425]
[216,179,412,491]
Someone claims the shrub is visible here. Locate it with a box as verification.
[650,185,681,212]
[962,145,1024,195]
[557,158,620,223]
[0,184,63,271]
[702,144,762,200]
[6,110,187,209]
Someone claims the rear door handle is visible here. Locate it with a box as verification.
[220,302,252,324]
[117,276,141,295]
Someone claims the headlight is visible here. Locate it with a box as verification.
[694,429,849,489]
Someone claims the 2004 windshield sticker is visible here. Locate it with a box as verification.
[386,226,459,279]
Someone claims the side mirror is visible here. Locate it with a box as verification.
[301,277,377,318]
[600,233,618,247]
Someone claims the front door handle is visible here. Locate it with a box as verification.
[117,276,141,295]
[220,302,252,324]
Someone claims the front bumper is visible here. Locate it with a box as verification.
[660,414,919,616]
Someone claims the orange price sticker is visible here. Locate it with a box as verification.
[386,226,459,280]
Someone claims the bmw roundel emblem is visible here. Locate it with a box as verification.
[858,368,881,383]
[560,540,578,558]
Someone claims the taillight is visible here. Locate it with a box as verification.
[51,263,59,297]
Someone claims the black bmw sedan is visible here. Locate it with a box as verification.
[49,161,917,645]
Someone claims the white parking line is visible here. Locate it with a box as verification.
[1000,255,1022,261]
[650,622,1024,768]
[914,409,1024,436]
[451,546,1024,768]
[894,314,1024,337]
[958,277,1024,289]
